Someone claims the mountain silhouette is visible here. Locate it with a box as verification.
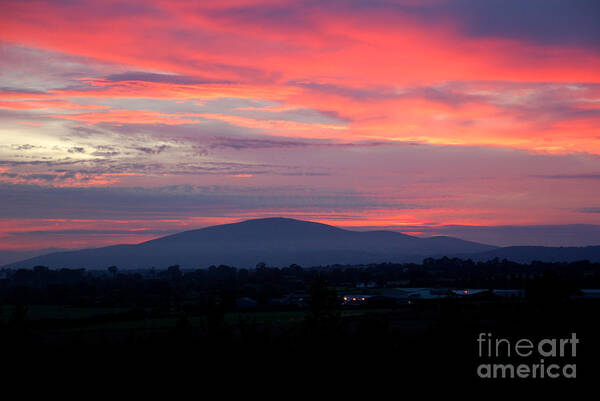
[465,245,600,263]
[3,217,496,269]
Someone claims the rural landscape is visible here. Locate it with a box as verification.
[2,218,600,384]
[2,0,599,387]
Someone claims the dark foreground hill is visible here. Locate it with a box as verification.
[4,217,495,269]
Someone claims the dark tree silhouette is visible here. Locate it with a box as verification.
[305,274,341,337]
[108,266,118,276]
[167,264,182,280]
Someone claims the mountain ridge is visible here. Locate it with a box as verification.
[465,245,600,263]
[3,217,493,269]
[5,218,600,269]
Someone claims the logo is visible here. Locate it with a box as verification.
[476,333,578,379]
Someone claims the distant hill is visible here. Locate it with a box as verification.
[3,217,496,269]
[465,245,600,263]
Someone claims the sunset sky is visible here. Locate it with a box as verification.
[1,0,600,251]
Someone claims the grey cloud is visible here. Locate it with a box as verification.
[291,81,486,107]
[0,42,133,92]
[414,86,484,107]
[133,144,169,155]
[92,150,120,157]
[0,158,100,167]
[9,229,174,236]
[210,137,313,150]
[69,126,105,137]
[290,81,398,101]
[103,71,231,85]
[227,0,600,50]
[25,173,61,181]
[210,136,399,150]
[1,154,329,179]
[0,109,50,121]
[0,86,47,95]
[0,183,404,220]
[93,121,250,138]
[340,0,600,49]
[439,0,600,49]
[12,144,37,150]
[533,173,600,180]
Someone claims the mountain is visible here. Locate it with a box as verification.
[2,217,496,269]
[466,245,600,263]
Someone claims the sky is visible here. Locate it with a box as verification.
[1,0,600,251]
